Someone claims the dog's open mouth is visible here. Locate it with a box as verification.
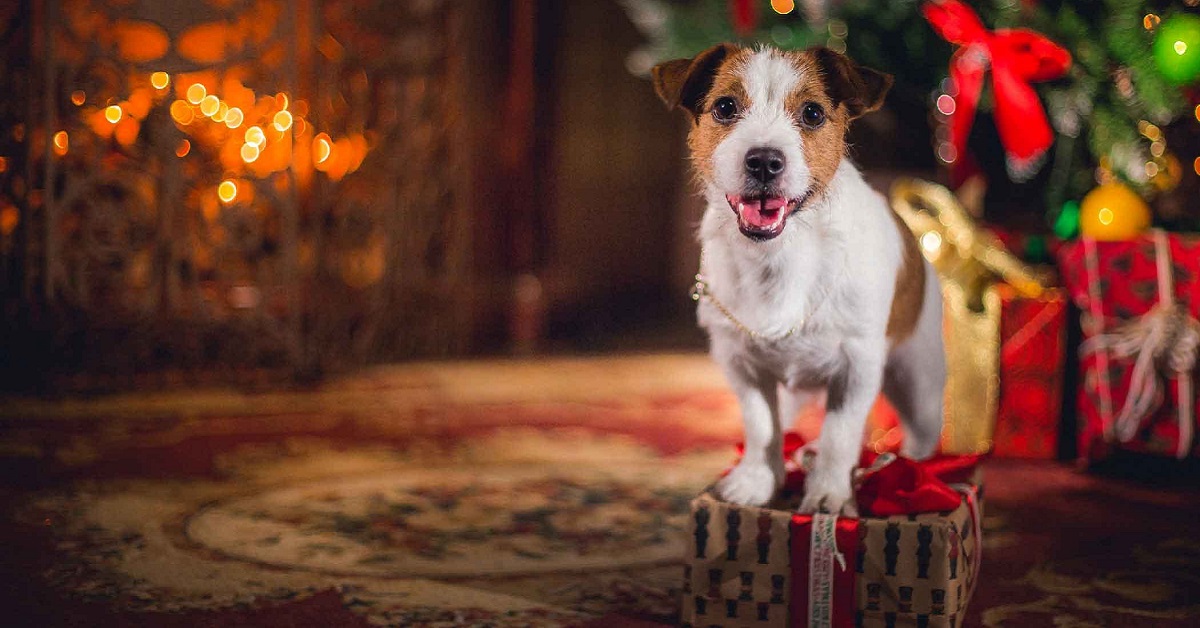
[726,192,809,240]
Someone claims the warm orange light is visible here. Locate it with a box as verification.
[0,203,17,236]
[199,95,220,117]
[114,117,139,146]
[176,139,191,157]
[1144,14,1161,30]
[1195,104,1200,122]
[1194,156,1200,176]
[170,99,195,124]
[771,0,795,14]
[240,142,260,163]
[244,126,266,147]
[186,83,206,104]
[218,180,237,203]
[225,107,244,128]
[104,105,123,123]
[313,133,332,164]
[150,71,170,90]
[70,90,86,106]
[272,110,293,132]
[213,102,229,123]
[276,92,289,110]
[0,157,7,173]
[53,131,68,155]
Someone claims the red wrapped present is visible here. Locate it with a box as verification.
[1058,230,1200,461]
[682,434,984,627]
[992,283,1067,458]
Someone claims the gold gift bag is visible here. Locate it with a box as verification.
[890,179,1048,454]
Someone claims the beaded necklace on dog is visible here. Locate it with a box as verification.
[690,248,841,341]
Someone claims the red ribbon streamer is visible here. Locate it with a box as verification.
[922,0,1071,185]
[791,514,860,628]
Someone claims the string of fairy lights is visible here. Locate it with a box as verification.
[50,68,369,207]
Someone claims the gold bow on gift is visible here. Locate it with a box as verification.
[889,178,1051,454]
[891,178,1049,303]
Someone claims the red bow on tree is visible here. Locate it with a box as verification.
[923,0,1071,185]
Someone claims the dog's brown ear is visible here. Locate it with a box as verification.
[811,47,892,119]
[651,43,736,118]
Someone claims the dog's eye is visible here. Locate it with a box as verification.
[712,96,739,123]
[799,102,826,128]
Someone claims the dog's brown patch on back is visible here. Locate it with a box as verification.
[886,209,926,342]
[686,48,754,182]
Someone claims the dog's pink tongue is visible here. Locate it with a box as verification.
[735,196,787,228]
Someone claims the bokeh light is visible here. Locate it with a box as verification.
[170,100,195,125]
[218,180,237,204]
[225,107,244,128]
[199,95,220,117]
[240,143,260,163]
[186,83,206,104]
[150,72,170,90]
[104,105,123,123]
[273,110,293,132]
[244,126,266,147]
[313,133,332,164]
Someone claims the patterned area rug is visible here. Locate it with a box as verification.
[19,430,727,626]
[2,354,1199,627]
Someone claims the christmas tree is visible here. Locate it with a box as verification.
[627,0,1200,237]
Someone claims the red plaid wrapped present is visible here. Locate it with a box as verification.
[1059,230,1200,460]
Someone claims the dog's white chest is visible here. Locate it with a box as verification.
[699,305,847,386]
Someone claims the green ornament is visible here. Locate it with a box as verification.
[1054,200,1081,240]
[1024,234,1049,263]
[1153,14,1200,86]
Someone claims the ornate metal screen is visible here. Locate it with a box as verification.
[1,0,470,385]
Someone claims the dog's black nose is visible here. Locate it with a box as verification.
[744,148,786,183]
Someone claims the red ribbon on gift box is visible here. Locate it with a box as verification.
[736,433,984,627]
[922,0,1071,185]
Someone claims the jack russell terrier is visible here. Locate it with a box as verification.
[652,44,945,516]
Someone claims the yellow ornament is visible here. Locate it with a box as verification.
[1079,182,1151,241]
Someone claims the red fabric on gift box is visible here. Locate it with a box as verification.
[1059,234,1200,461]
[790,514,860,628]
[767,433,982,627]
[994,284,1066,458]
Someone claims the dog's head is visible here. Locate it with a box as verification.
[652,45,891,241]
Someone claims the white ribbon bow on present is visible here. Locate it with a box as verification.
[1081,229,1200,459]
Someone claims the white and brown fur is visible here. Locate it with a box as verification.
[653,44,945,515]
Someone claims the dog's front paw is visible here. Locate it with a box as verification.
[797,476,858,517]
[716,461,778,507]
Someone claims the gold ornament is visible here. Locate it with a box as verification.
[890,178,1051,455]
[1079,182,1151,241]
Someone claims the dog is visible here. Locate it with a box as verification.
[652,44,945,515]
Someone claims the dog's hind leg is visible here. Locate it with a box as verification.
[883,264,946,461]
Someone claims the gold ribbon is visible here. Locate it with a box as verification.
[889,178,1051,454]
[891,178,1048,302]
